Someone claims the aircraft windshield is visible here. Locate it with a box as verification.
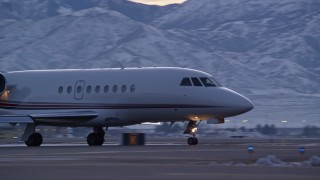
[200,77,216,87]
[209,77,222,87]
[179,77,222,87]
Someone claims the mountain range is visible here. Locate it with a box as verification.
[0,0,319,126]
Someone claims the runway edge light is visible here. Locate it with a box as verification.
[247,146,254,154]
[299,147,305,154]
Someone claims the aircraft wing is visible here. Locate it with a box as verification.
[30,111,98,122]
[0,115,34,123]
[0,111,98,123]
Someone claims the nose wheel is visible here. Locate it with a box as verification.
[187,137,198,145]
[184,120,200,145]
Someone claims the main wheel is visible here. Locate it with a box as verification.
[25,133,43,147]
[87,133,104,146]
[87,133,98,146]
[98,135,105,145]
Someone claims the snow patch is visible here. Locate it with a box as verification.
[57,6,73,14]
[66,7,109,17]
[255,155,320,167]
[209,155,320,167]
[255,155,287,166]
[310,156,320,167]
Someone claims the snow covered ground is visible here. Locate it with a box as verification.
[210,155,320,167]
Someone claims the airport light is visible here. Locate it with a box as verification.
[299,147,305,154]
[247,146,254,154]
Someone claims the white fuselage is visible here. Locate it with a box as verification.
[0,67,253,127]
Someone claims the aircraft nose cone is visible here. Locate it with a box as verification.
[239,96,254,113]
[219,88,254,116]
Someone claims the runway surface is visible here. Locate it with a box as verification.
[0,137,319,180]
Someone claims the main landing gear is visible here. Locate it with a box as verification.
[23,124,43,147]
[87,127,106,146]
[22,124,107,147]
[25,132,43,146]
[184,120,199,145]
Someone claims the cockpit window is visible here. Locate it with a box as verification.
[200,77,216,87]
[191,77,203,86]
[210,77,222,87]
[180,78,192,86]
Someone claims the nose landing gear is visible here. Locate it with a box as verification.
[184,120,200,145]
[187,136,198,145]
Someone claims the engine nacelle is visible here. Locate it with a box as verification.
[0,73,7,95]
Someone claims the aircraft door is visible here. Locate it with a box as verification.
[74,80,85,100]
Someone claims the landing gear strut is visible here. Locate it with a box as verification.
[22,124,43,147]
[87,127,105,146]
[184,120,199,145]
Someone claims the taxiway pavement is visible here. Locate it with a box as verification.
[0,137,319,180]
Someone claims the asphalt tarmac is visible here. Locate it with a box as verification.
[0,137,319,180]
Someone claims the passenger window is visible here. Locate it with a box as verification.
[200,77,216,87]
[95,85,100,93]
[121,85,126,93]
[130,85,136,93]
[67,86,72,94]
[191,78,203,86]
[113,85,118,93]
[180,78,192,86]
[86,86,92,93]
[104,85,109,93]
[58,86,63,94]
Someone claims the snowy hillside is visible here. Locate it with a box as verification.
[154,0,320,94]
[0,0,319,125]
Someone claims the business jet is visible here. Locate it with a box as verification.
[0,67,253,146]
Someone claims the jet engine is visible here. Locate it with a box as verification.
[0,73,7,95]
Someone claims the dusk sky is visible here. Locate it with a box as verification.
[129,0,187,6]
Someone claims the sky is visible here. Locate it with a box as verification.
[129,0,187,6]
